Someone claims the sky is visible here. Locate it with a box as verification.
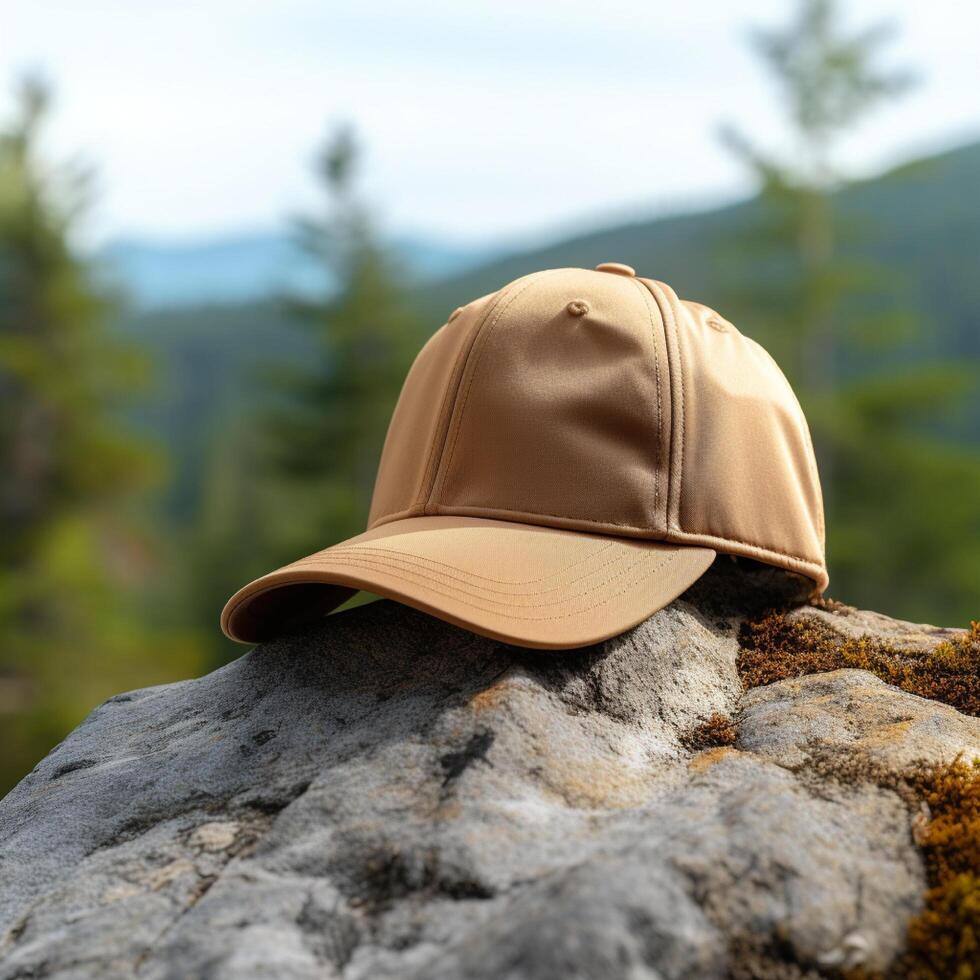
[3,0,979,247]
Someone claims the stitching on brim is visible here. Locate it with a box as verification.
[227,549,676,627]
[288,546,632,599]
[312,539,617,588]
[288,551,632,602]
[286,547,652,609]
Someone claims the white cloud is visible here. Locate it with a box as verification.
[2,0,977,245]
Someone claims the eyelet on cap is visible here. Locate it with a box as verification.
[595,262,636,277]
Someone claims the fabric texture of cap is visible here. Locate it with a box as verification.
[222,265,826,649]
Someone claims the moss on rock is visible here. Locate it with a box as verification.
[738,614,979,717]
[681,712,738,751]
[898,758,980,980]
[736,609,978,979]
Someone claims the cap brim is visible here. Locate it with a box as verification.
[221,516,715,650]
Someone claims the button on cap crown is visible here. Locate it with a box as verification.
[594,262,636,277]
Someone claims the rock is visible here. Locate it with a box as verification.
[739,668,980,770]
[0,561,977,979]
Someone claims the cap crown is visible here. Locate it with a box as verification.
[369,267,827,591]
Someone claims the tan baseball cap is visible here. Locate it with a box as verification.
[222,264,826,649]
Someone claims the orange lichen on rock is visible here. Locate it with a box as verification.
[738,615,980,717]
[467,681,513,713]
[687,746,739,772]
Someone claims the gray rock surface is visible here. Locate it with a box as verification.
[1,562,977,979]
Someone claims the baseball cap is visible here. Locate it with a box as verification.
[221,263,826,649]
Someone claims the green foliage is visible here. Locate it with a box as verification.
[742,0,914,181]
[718,0,980,621]
[721,0,914,376]
[0,78,150,559]
[170,124,428,672]
[0,78,195,794]
[261,124,422,549]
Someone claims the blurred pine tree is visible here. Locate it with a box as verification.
[262,124,423,554]
[184,124,427,672]
[719,0,980,623]
[0,78,197,794]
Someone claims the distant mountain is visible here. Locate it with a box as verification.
[105,140,980,324]
[418,141,980,367]
[119,139,980,527]
[98,231,499,310]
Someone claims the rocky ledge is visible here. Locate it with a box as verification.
[0,561,977,980]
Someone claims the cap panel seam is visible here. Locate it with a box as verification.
[288,549,639,602]
[318,539,617,586]
[411,288,508,512]
[432,504,652,530]
[372,504,655,534]
[411,329,463,510]
[432,269,565,506]
[665,527,827,588]
[640,282,826,587]
[627,276,663,521]
[368,502,823,574]
[371,504,432,527]
[640,279,685,530]
[425,503,824,573]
